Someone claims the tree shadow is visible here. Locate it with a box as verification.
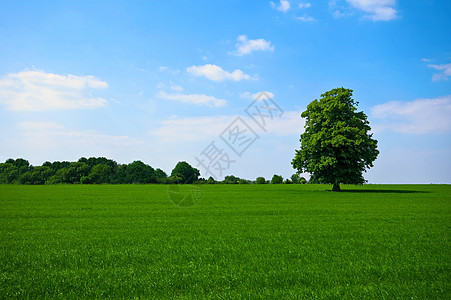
[339,189,429,194]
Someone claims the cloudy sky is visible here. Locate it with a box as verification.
[0,0,450,183]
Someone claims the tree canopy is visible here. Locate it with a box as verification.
[271,174,283,184]
[255,177,267,184]
[170,161,200,184]
[292,88,379,191]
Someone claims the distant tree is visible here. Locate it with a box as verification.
[48,161,71,172]
[223,175,239,184]
[67,162,90,183]
[207,176,216,184]
[285,179,293,184]
[238,178,251,184]
[18,170,33,185]
[29,166,54,184]
[290,174,307,184]
[6,158,30,169]
[271,174,283,184]
[167,175,183,184]
[5,158,30,179]
[292,88,379,191]
[125,161,156,184]
[290,174,300,184]
[78,157,88,164]
[84,157,118,171]
[45,162,90,184]
[170,161,200,184]
[47,169,68,184]
[0,162,19,183]
[256,177,266,184]
[83,163,111,184]
[111,164,126,184]
[42,161,52,168]
[155,168,167,183]
[195,178,207,184]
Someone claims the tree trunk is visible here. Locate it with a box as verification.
[332,183,341,192]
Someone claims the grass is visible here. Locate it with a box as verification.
[0,184,450,298]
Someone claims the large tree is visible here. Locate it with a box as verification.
[292,88,379,191]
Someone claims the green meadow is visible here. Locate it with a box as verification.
[0,184,450,298]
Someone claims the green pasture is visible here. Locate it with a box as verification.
[0,184,450,298]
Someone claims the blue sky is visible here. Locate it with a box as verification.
[0,0,450,183]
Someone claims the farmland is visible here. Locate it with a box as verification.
[0,184,450,298]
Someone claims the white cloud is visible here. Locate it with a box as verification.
[149,115,234,143]
[0,70,108,111]
[371,95,451,134]
[239,91,275,100]
[297,15,316,22]
[149,110,304,144]
[346,0,398,21]
[19,121,65,132]
[187,64,254,82]
[427,63,451,81]
[329,0,354,18]
[230,35,274,56]
[271,0,291,12]
[279,0,291,11]
[265,110,305,136]
[157,91,227,107]
[158,66,180,75]
[170,85,184,92]
[299,2,311,9]
[332,10,346,18]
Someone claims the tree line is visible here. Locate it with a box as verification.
[0,158,307,185]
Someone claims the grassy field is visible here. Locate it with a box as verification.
[0,184,449,298]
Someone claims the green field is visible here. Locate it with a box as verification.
[0,184,450,298]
